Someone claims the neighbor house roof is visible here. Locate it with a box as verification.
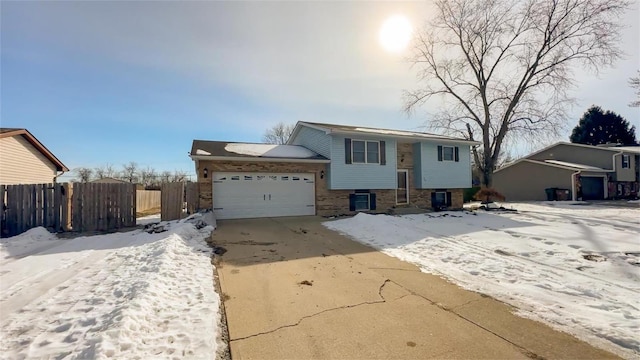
[0,128,69,172]
[289,121,481,146]
[189,140,330,163]
[495,159,610,174]
[524,141,640,160]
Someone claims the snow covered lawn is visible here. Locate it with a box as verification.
[0,217,223,359]
[324,202,640,359]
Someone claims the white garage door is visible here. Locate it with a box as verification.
[212,172,316,220]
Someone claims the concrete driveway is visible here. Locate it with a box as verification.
[212,216,617,360]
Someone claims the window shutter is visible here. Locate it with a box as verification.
[345,138,352,164]
[349,194,356,211]
[437,145,443,161]
[430,192,436,208]
[454,147,459,162]
[446,192,452,207]
[380,141,386,165]
[369,193,377,210]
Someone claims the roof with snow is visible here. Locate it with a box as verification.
[289,121,480,145]
[543,160,606,171]
[190,140,329,162]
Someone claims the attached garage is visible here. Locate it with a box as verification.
[190,140,330,220]
[213,172,316,219]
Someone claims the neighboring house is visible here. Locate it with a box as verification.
[493,142,640,201]
[190,121,479,219]
[0,128,69,185]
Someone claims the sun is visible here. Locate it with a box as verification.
[379,15,412,53]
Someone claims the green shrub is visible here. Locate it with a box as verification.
[464,187,481,203]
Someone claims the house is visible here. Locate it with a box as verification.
[493,142,640,201]
[190,121,479,219]
[0,128,69,185]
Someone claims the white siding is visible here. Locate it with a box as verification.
[419,143,472,188]
[329,135,397,190]
[0,136,58,184]
[290,126,331,158]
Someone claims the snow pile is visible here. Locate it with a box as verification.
[0,222,222,359]
[225,143,319,158]
[0,227,63,263]
[324,204,640,359]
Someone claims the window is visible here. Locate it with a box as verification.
[354,194,370,211]
[437,145,459,162]
[431,190,452,210]
[622,155,630,169]
[442,146,454,161]
[352,140,379,164]
[434,191,447,205]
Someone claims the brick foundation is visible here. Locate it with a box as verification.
[195,159,464,217]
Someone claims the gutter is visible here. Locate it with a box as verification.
[189,155,331,163]
[326,129,481,146]
[54,170,65,183]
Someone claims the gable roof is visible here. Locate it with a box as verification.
[0,128,69,172]
[190,140,329,163]
[525,141,638,160]
[289,121,480,146]
[495,158,610,174]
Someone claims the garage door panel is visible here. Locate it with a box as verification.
[213,172,315,220]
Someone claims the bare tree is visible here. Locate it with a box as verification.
[630,70,640,107]
[404,0,627,187]
[262,122,295,144]
[139,166,158,187]
[159,170,172,184]
[94,163,117,179]
[121,162,139,183]
[171,170,188,183]
[74,167,93,183]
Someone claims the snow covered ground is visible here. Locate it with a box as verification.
[324,202,640,359]
[0,216,222,359]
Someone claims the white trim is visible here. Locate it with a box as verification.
[433,191,448,207]
[190,155,330,163]
[351,139,380,164]
[396,169,409,205]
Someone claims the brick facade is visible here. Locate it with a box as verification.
[195,150,464,217]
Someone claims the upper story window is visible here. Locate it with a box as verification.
[622,154,630,169]
[345,138,386,165]
[438,145,459,162]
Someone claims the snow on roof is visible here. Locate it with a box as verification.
[609,146,640,154]
[352,127,455,140]
[224,143,318,158]
[195,149,211,155]
[544,160,606,171]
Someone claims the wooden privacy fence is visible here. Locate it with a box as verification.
[1,183,70,237]
[72,183,136,232]
[136,190,161,212]
[185,182,198,215]
[161,182,184,221]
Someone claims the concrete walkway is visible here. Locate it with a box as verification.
[212,216,618,360]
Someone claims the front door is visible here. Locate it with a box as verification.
[396,170,409,204]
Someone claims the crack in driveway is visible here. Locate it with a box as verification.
[229,279,392,342]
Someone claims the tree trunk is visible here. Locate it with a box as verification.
[482,159,494,188]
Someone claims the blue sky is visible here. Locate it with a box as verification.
[2,1,639,180]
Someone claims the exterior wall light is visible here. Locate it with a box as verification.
[203,168,208,178]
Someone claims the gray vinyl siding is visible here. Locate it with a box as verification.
[413,142,423,188]
[418,143,472,189]
[329,135,397,190]
[615,153,636,182]
[528,144,613,170]
[290,126,331,159]
[493,161,574,201]
[0,135,58,184]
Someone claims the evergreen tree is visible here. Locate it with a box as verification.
[570,106,637,146]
